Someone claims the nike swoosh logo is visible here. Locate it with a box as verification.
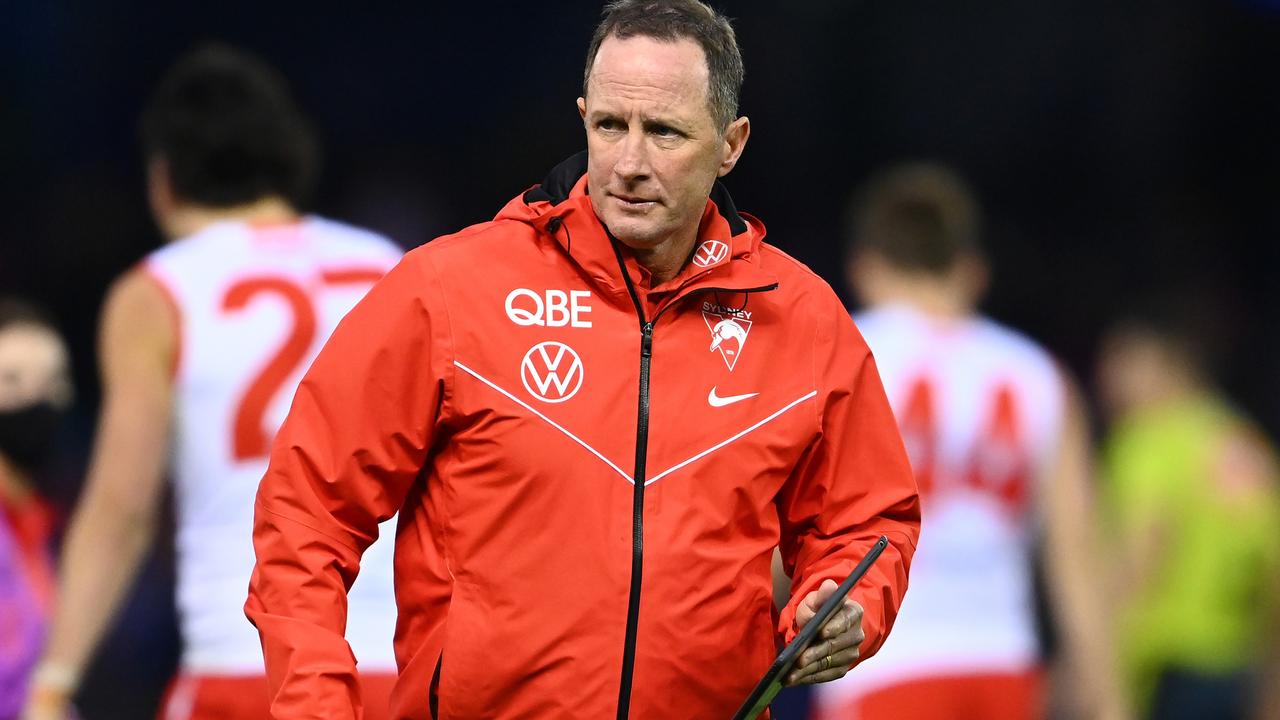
[708,387,759,407]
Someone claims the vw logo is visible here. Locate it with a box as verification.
[520,341,584,403]
[692,240,730,268]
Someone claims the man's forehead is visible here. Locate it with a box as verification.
[587,34,710,105]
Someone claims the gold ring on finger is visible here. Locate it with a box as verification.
[819,655,832,672]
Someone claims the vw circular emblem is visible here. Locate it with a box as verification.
[520,341,584,403]
[692,240,730,268]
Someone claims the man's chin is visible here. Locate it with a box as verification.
[603,218,665,250]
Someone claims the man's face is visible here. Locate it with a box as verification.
[579,34,748,251]
[1096,330,1172,419]
[0,325,72,413]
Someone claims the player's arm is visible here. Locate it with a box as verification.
[1256,565,1280,720]
[1107,474,1168,608]
[774,300,920,684]
[1042,377,1130,720]
[770,548,790,611]
[1256,560,1280,720]
[1208,427,1280,720]
[23,269,176,719]
[246,251,446,718]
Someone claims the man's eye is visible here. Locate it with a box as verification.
[598,119,623,131]
[651,125,679,138]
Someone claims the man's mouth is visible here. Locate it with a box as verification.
[610,192,658,210]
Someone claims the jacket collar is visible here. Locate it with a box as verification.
[500,152,778,309]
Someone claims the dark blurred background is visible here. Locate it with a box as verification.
[4,1,1279,717]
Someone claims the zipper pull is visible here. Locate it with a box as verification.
[641,323,653,359]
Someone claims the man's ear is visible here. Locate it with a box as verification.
[717,116,751,177]
[147,156,174,218]
[577,97,587,121]
[956,253,990,306]
[848,251,889,310]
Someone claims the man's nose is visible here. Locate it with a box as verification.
[614,129,650,181]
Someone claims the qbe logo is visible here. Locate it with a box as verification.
[691,240,729,268]
[520,342,584,403]
[506,288,593,328]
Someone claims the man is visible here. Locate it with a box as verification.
[1097,307,1280,720]
[245,1,920,718]
[0,299,73,719]
[22,45,402,719]
[812,164,1125,719]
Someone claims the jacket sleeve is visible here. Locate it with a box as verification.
[775,294,920,664]
[245,251,450,718]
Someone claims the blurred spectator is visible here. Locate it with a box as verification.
[1097,305,1280,720]
[811,163,1125,720]
[21,45,402,719]
[0,298,72,719]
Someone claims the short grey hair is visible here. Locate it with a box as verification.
[583,0,745,131]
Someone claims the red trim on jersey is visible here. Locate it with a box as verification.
[248,220,305,250]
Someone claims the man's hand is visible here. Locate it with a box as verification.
[20,668,77,720]
[785,578,864,686]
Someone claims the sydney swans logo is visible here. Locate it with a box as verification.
[702,310,753,371]
[521,342,584,403]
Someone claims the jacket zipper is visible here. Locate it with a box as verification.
[615,318,652,720]
[609,240,777,720]
[612,235,650,720]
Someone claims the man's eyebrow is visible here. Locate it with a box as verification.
[642,115,694,133]
[586,109,693,132]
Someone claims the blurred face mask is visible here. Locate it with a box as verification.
[0,322,73,478]
[0,400,65,475]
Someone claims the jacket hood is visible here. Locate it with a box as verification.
[493,152,773,301]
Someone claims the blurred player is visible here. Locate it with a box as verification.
[811,163,1125,720]
[22,45,401,719]
[1097,307,1280,720]
[0,299,72,719]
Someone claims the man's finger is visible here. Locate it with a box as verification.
[814,606,848,639]
[785,645,860,685]
[794,578,839,629]
[820,602,863,640]
[796,636,840,670]
[800,665,853,685]
[797,623,863,669]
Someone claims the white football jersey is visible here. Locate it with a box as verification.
[143,217,402,674]
[817,303,1065,708]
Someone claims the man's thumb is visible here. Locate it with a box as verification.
[797,577,840,628]
[813,578,838,605]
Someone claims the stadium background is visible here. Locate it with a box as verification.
[3,1,1279,716]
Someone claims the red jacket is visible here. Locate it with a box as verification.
[246,153,920,719]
